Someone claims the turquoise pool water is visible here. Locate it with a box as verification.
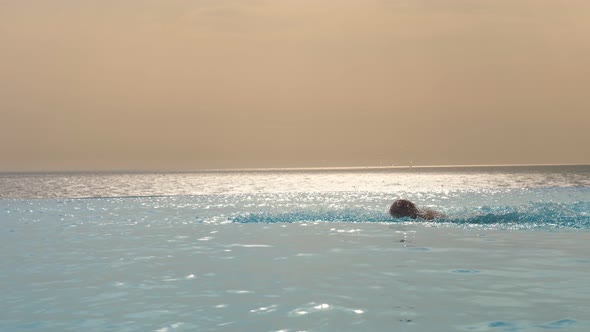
[1,166,589,331]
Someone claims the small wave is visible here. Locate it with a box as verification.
[230,202,590,229]
[447,202,590,228]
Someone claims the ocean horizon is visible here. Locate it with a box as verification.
[2,162,589,175]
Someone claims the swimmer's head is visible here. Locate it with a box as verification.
[389,199,418,219]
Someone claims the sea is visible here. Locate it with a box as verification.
[1,165,589,331]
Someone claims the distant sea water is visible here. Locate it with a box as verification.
[1,166,590,331]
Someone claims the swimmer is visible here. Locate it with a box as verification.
[389,199,444,220]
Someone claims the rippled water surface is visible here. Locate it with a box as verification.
[1,165,589,199]
[1,166,589,331]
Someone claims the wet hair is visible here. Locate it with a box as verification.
[389,199,419,219]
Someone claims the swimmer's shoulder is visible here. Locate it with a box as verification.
[418,208,445,220]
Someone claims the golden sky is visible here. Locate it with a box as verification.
[1,0,589,171]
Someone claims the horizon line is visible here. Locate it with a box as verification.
[1,163,588,174]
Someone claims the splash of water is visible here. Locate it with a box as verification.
[231,201,590,229]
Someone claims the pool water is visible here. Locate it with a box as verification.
[1,166,589,331]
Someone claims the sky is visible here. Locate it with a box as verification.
[1,0,589,171]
